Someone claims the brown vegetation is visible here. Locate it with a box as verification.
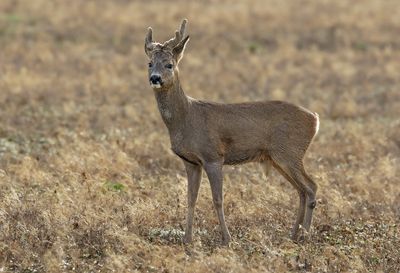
[0,0,399,272]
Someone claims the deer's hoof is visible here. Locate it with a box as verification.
[291,226,308,243]
[183,235,192,244]
[221,235,231,246]
[290,230,299,242]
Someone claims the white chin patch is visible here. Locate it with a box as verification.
[150,83,162,89]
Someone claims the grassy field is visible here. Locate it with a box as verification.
[0,0,399,272]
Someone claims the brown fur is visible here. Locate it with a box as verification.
[145,19,319,244]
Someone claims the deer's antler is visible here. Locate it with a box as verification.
[163,19,187,49]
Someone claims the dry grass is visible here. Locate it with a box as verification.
[0,0,399,272]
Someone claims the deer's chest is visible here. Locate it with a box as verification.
[170,132,202,165]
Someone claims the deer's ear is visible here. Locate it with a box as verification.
[145,44,152,57]
[173,35,190,63]
[144,27,154,57]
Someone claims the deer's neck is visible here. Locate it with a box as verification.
[154,75,189,131]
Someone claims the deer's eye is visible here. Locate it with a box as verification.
[165,64,173,69]
[148,62,153,68]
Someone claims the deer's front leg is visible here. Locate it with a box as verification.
[183,161,202,244]
[204,161,231,245]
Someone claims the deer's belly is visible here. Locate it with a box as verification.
[223,148,268,165]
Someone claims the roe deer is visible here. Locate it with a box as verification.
[144,19,319,245]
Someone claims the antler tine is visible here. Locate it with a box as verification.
[174,30,182,42]
[164,19,188,49]
[179,19,187,37]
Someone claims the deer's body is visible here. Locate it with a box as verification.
[156,85,318,167]
[145,20,319,245]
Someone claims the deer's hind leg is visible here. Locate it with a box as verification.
[271,159,306,240]
[270,150,316,240]
[301,168,318,231]
[278,159,318,233]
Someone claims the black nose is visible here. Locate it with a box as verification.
[150,75,162,84]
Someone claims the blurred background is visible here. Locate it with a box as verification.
[0,0,399,272]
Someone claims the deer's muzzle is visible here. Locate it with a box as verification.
[150,74,163,89]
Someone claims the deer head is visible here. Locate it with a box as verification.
[145,19,190,90]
